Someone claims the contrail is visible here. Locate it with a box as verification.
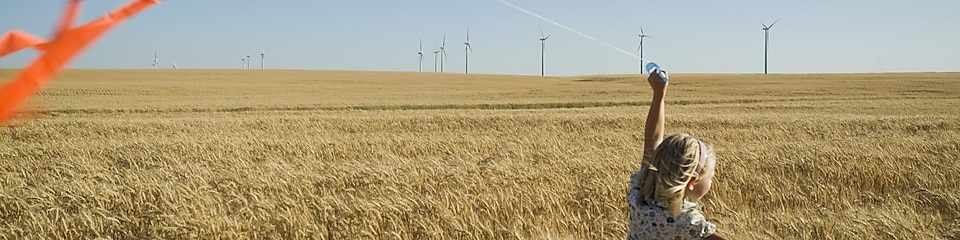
[494,0,642,61]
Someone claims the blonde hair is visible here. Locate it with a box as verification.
[639,133,715,216]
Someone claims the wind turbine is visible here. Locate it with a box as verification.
[246,54,251,70]
[152,51,158,69]
[761,19,779,74]
[433,48,440,72]
[260,50,265,70]
[539,27,550,76]
[241,58,245,69]
[439,34,447,72]
[464,28,473,74]
[638,27,653,74]
[417,39,424,72]
[172,60,177,69]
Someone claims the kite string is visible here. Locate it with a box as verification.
[493,0,643,61]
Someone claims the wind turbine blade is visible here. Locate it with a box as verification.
[769,19,780,28]
[442,34,446,47]
[640,26,645,35]
[545,35,550,40]
[761,22,769,29]
[468,44,473,53]
[540,27,545,38]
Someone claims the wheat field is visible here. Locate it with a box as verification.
[1,69,958,239]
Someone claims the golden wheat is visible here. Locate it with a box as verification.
[1,69,959,239]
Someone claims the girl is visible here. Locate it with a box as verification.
[627,70,724,240]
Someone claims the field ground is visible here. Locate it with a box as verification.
[2,69,959,239]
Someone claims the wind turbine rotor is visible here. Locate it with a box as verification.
[465,36,473,52]
[762,19,780,30]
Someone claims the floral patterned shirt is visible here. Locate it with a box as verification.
[627,169,716,240]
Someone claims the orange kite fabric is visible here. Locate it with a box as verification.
[0,0,159,125]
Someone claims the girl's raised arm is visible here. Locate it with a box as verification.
[642,70,669,164]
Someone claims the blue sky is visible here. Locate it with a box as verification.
[1,0,958,76]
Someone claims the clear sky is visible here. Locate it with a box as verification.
[2,0,958,76]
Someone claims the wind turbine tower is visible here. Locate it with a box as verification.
[439,34,447,72]
[418,39,424,72]
[762,19,779,74]
[464,29,473,74]
[172,60,177,69]
[241,58,245,69]
[152,52,158,69]
[246,55,251,70]
[539,28,550,76]
[638,27,653,74]
[433,49,440,72]
[260,50,265,70]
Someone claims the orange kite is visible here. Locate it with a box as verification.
[0,0,160,125]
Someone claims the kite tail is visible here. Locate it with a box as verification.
[0,0,160,124]
[0,31,44,58]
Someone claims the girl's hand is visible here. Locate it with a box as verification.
[647,69,669,94]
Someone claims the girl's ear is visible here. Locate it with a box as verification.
[686,177,698,191]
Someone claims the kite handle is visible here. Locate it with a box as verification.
[644,61,668,82]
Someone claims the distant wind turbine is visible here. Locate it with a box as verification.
[464,28,473,74]
[761,19,779,74]
[260,50,265,70]
[439,34,448,72]
[246,55,251,70]
[433,48,440,72]
[152,51,158,69]
[417,39,424,72]
[172,60,177,69]
[539,27,550,76]
[241,58,245,69]
[638,27,653,74]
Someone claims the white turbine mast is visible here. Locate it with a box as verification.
[539,27,550,76]
[152,51,158,69]
[464,28,473,74]
[761,19,779,74]
[439,34,447,72]
[418,39,424,72]
[638,26,653,74]
[433,47,440,72]
[260,50,265,70]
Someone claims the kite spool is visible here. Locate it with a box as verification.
[644,61,668,82]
